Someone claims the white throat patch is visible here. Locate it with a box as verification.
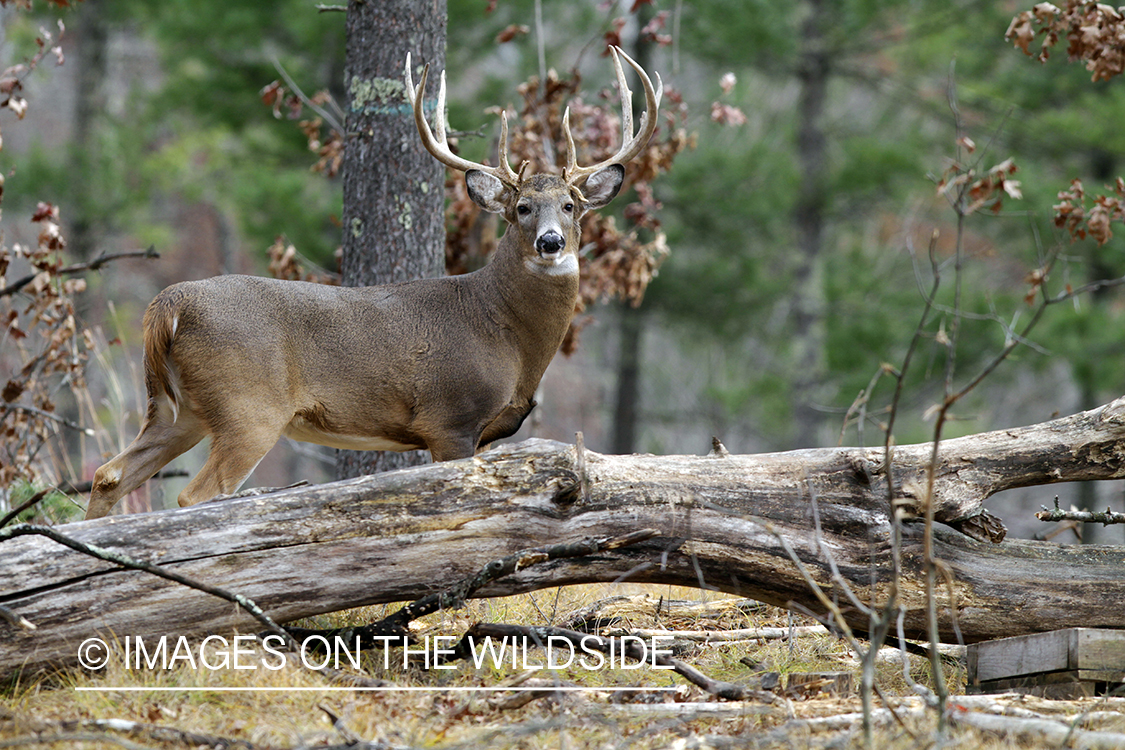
[526,252,579,277]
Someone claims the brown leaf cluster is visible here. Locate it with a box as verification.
[640,11,674,47]
[300,116,344,179]
[260,81,344,178]
[266,236,339,285]
[495,24,529,44]
[1007,1,1125,81]
[710,102,747,126]
[710,72,747,127]
[1054,177,1125,244]
[2,204,93,489]
[0,5,96,492]
[936,154,1023,215]
[0,19,65,157]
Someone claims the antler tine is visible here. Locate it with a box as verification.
[434,68,449,145]
[564,46,663,186]
[613,47,634,157]
[496,111,523,185]
[405,53,521,186]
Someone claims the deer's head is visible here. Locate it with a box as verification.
[405,48,661,274]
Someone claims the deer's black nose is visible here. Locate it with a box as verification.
[536,231,565,255]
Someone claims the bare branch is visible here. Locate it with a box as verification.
[0,603,36,631]
[1,404,95,435]
[0,246,158,298]
[269,57,344,133]
[0,470,192,530]
[0,488,50,530]
[454,622,781,704]
[1037,496,1125,526]
[0,524,299,652]
[54,469,190,497]
[0,715,261,750]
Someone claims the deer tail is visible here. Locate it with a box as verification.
[142,287,185,424]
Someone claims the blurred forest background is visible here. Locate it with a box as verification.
[3,0,1125,542]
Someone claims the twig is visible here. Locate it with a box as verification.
[698,497,916,742]
[453,622,781,704]
[0,524,299,652]
[487,674,583,710]
[0,710,266,749]
[575,431,590,503]
[57,469,190,497]
[280,529,659,648]
[1,404,95,435]
[605,625,827,642]
[0,715,260,750]
[0,246,158,298]
[558,593,764,631]
[270,57,345,133]
[384,528,655,627]
[316,704,360,746]
[1037,496,1125,525]
[0,603,36,630]
[0,732,159,750]
[0,470,193,530]
[0,489,50,529]
[950,707,1125,748]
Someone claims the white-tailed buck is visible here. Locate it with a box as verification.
[85,47,661,519]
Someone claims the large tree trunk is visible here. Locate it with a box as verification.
[5,397,1125,680]
[336,0,447,478]
[69,0,108,263]
[610,304,644,454]
[789,0,831,449]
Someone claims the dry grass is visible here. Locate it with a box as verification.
[4,585,1123,749]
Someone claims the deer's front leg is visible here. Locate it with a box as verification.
[86,402,207,519]
[478,396,537,447]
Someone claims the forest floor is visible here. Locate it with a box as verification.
[3,585,1125,749]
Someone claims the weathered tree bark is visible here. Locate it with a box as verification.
[336,0,446,478]
[4,397,1125,679]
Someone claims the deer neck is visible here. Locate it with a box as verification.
[481,228,579,359]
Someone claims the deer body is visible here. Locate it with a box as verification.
[86,48,659,519]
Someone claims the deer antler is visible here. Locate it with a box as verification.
[562,46,663,186]
[405,53,524,187]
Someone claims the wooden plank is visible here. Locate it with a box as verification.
[1076,670,1125,682]
[1075,628,1125,671]
[971,670,1125,699]
[969,630,1072,682]
[968,628,1125,684]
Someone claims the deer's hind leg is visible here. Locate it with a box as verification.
[86,398,207,520]
[174,404,292,508]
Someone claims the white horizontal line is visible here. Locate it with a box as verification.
[75,686,681,693]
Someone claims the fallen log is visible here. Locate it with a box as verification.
[4,396,1125,680]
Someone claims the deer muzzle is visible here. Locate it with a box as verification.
[536,230,565,258]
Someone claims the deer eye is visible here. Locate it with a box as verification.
[517,204,531,216]
[563,203,574,213]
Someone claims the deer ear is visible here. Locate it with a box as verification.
[580,164,625,210]
[465,170,508,214]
